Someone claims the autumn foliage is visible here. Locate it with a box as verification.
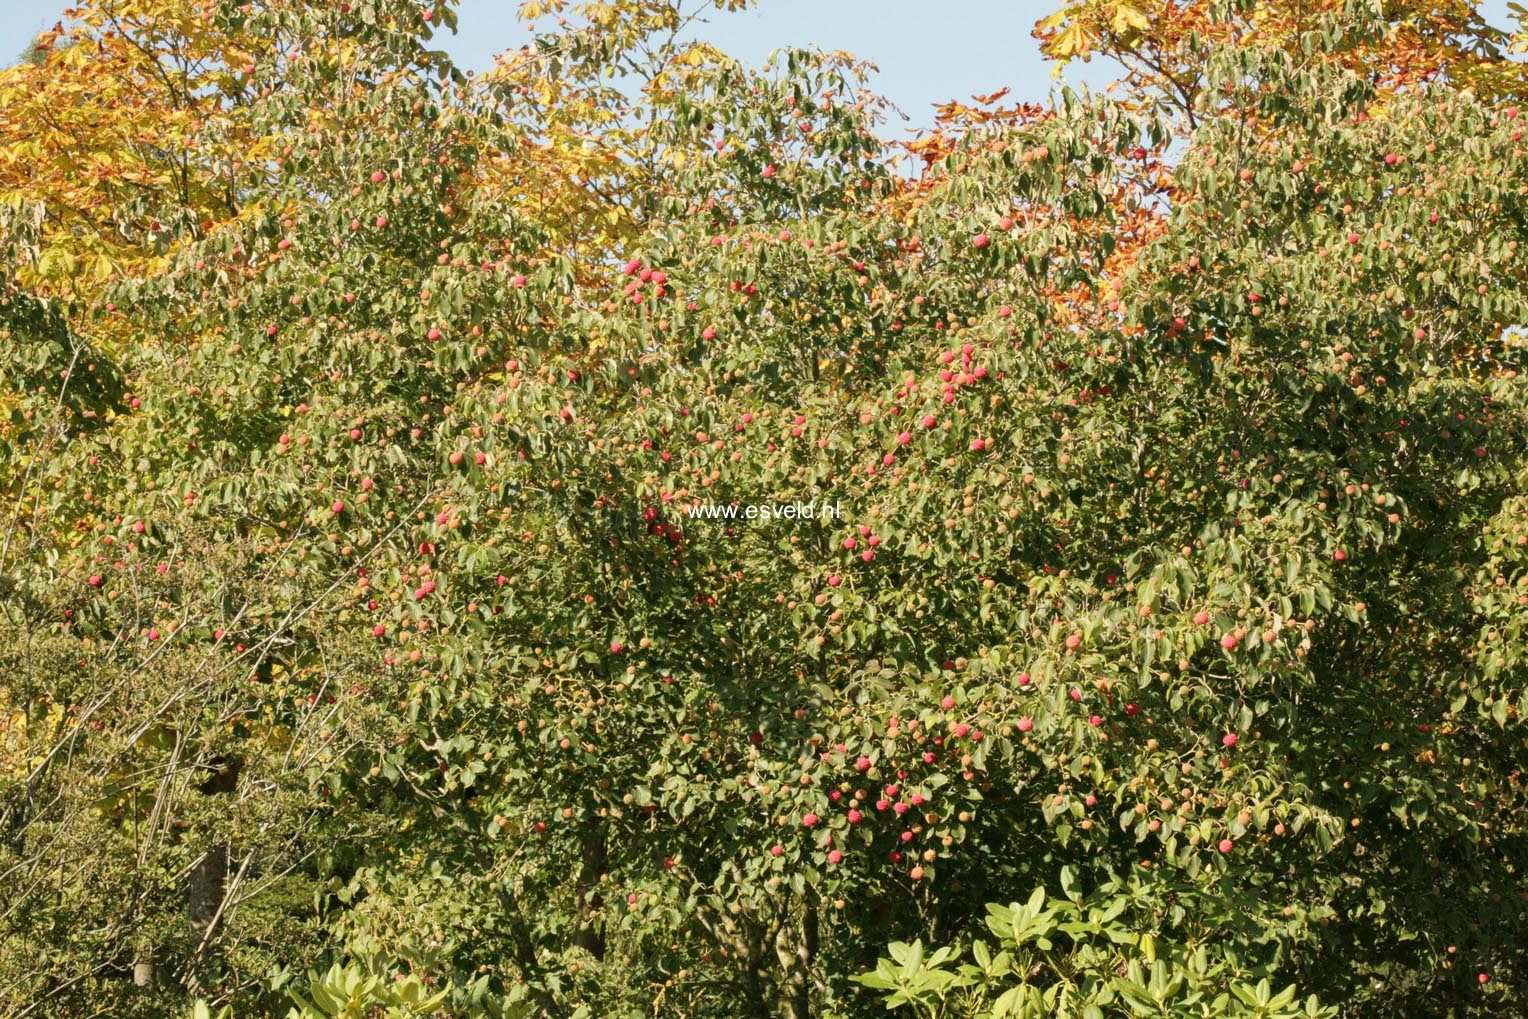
[2,1,1527,1017]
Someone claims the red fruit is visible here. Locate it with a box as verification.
[331,501,344,514]
[427,328,442,341]
[826,849,842,864]
[910,865,925,880]
[422,8,433,20]
[940,695,955,709]
[770,844,784,856]
[1218,838,1234,853]
[1222,733,1238,747]
[802,813,819,827]
[1016,717,1033,732]
[1125,703,1139,715]
[973,233,990,249]
[827,575,842,587]
[88,575,103,587]
[922,415,937,428]
[372,624,386,637]
[855,756,871,771]
[1016,672,1030,686]
[896,431,912,445]
[349,428,362,440]
[1220,634,1239,650]
[970,438,985,451]
[1087,714,1102,727]
[1333,549,1347,561]
[762,164,776,178]
[999,216,1014,230]
[361,477,374,490]
[534,821,546,833]
[1479,973,1490,985]
[846,809,862,823]
[701,326,716,340]
[1347,232,1360,244]
[1194,610,1210,625]
[371,170,386,183]
[511,274,527,287]
[954,723,970,737]
[610,641,623,654]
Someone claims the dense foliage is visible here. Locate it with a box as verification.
[3,1,1528,1017]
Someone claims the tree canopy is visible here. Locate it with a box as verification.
[2,1,1527,1017]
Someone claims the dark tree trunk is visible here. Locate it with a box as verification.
[572,831,607,960]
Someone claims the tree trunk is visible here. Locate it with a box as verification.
[775,891,818,1019]
[131,947,155,988]
[186,842,228,938]
[572,832,607,960]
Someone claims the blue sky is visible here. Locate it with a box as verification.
[2,0,1522,129]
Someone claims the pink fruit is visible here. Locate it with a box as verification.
[331,501,344,514]
[826,849,842,864]
[1016,717,1033,732]
[610,641,623,653]
[770,844,784,856]
[372,624,386,637]
[802,813,819,827]
[1220,634,1238,650]
[1222,733,1238,747]
[973,233,990,248]
[1218,838,1233,853]
[1333,549,1347,561]
[940,695,955,709]
[1347,232,1360,244]
[1194,610,1210,625]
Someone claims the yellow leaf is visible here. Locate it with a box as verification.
[1111,4,1150,33]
